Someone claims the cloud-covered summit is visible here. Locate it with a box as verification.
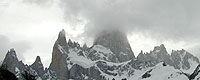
[1,0,200,66]
[59,0,200,40]
[22,0,200,42]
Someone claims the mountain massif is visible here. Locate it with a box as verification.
[1,29,200,80]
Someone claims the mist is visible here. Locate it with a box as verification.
[0,35,31,61]
[59,0,200,41]
[54,0,200,57]
[22,0,200,46]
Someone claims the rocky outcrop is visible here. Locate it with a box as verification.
[137,44,174,67]
[151,44,174,66]
[171,49,200,69]
[136,44,200,70]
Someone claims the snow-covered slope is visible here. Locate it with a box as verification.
[132,62,188,80]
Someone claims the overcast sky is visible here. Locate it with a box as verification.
[0,0,200,67]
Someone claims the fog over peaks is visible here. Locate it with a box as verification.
[1,0,200,66]
[23,0,200,41]
[59,0,200,40]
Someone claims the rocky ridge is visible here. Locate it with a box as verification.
[1,29,200,80]
[2,49,57,80]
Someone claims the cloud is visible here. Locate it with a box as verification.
[25,0,200,58]
[22,0,54,6]
[19,0,200,42]
[0,35,31,61]
[55,0,200,58]
[58,0,200,41]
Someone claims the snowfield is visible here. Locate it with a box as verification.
[65,45,199,80]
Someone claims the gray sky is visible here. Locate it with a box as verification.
[0,0,200,67]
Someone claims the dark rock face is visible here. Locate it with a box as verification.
[142,69,152,79]
[0,68,18,80]
[93,30,135,62]
[30,56,44,77]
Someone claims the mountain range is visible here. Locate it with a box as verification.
[1,29,200,80]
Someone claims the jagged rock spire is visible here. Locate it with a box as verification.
[93,30,135,62]
[59,29,66,38]
[56,29,67,46]
[35,56,42,63]
[7,48,17,58]
[30,56,44,77]
[2,48,19,71]
[153,44,174,66]
[137,50,145,61]
[136,44,175,67]
[31,56,43,66]
[68,39,73,46]
[49,29,69,80]
[2,48,25,74]
[153,44,167,54]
